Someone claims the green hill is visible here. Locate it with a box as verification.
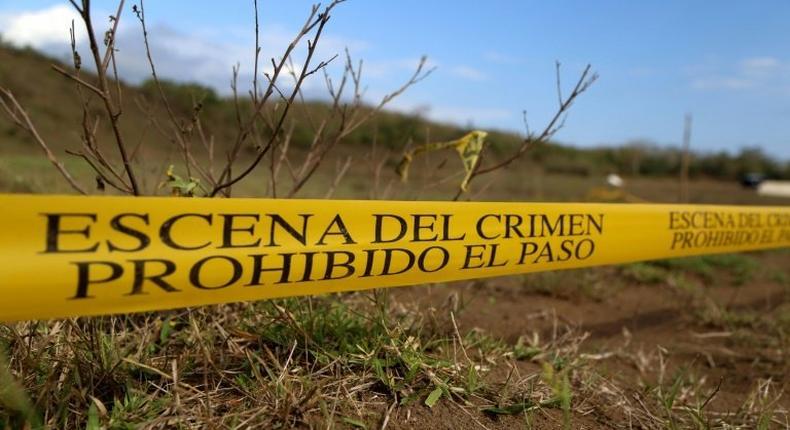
[1,42,788,192]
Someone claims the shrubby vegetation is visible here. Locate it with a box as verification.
[531,142,790,180]
[1,4,789,428]
[133,75,788,183]
[4,40,784,191]
[134,77,790,181]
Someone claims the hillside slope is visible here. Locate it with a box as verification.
[0,43,488,155]
[1,43,787,183]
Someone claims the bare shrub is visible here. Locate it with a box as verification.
[0,0,431,198]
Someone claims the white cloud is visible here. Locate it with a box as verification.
[0,5,84,48]
[449,65,487,81]
[113,23,252,92]
[0,4,367,96]
[0,5,509,129]
[117,22,370,95]
[691,56,790,92]
[483,51,521,65]
[740,56,780,74]
[361,57,438,79]
[691,76,755,90]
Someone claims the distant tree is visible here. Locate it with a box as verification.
[621,140,653,176]
[140,79,220,113]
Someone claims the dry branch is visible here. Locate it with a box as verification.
[209,1,345,197]
[0,89,87,194]
[285,52,433,198]
[69,0,140,195]
[453,63,597,200]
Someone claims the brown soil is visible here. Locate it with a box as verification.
[382,250,790,429]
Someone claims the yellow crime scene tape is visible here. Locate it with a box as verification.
[396,130,487,192]
[1,193,789,321]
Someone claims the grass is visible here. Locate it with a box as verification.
[2,58,789,426]
[0,179,784,428]
[521,267,622,302]
[0,292,519,427]
[2,27,790,429]
[623,254,790,341]
[0,158,787,428]
[654,254,758,286]
[2,260,789,428]
[620,253,759,288]
[2,152,786,428]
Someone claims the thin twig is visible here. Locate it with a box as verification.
[211,2,335,195]
[0,89,87,194]
[455,63,597,198]
[287,52,432,197]
[71,0,140,195]
[50,65,104,98]
[210,1,344,197]
[323,156,352,198]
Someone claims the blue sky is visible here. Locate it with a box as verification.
[1,1,789,158]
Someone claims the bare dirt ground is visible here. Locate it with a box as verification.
[3,250,785,429]
[1,165,788,428]
[378,250,790,428]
